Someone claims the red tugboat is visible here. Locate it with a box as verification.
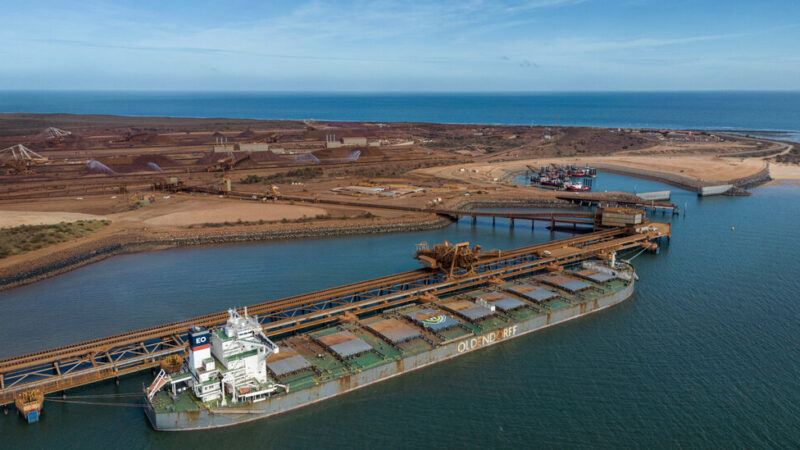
[567,166,597,178]
[568,168,588,177]
[539,177,565,188]
[565,181,591,192]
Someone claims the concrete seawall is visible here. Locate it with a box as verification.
[587,163,771,195]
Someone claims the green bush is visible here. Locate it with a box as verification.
[0,220,111,259]
[240,174,263,184]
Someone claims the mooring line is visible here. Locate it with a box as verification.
[45,393,141,399]
[44,398,144,408]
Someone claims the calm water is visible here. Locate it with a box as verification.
[511,171,687,195]
[1,172,798,448]
[2,91,800,136]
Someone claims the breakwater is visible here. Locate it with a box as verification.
[587,163,771,194]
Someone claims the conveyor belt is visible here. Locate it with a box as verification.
[275,194,598,224]
[0,224,669,405]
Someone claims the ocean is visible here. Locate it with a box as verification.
[0,172,798,448]
[1,91,800,140]
[1,92,799,447]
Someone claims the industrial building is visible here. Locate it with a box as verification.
[238,143,270,152]
[325,135,371,148]
[213,144,235,153]
[214,143,270,153]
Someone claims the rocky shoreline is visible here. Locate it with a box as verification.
[578,163,771,194]
[3,197,583,292]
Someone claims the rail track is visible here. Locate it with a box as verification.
[0,154,449,200]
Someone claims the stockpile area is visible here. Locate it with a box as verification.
[87,155,179,174]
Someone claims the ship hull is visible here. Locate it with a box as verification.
[147,279,634,431]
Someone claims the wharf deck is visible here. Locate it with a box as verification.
[239,193,598,227]
[555,193,679,212]
[0,222,669,406]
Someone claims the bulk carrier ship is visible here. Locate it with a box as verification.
[145,253,637,431]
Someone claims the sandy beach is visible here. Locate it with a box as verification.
[413,154,783,186]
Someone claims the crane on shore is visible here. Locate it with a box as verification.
[0,144,48,175]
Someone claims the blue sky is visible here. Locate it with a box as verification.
[2,0,798,91]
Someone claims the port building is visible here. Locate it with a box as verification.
[325,135,370,148]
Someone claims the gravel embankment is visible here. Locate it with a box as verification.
[0,216,452,291]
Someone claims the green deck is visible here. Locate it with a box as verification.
[152,267,631,414]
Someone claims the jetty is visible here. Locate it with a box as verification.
[554,192,680,215]
[0,212,670,417]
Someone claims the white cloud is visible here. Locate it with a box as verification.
[0,1,798,90]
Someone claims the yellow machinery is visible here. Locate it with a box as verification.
[262,185,280,201]
[152,177,182,192]
[129,193,156,206]
[159,354,184,375]
[14,389,43,423]
[414,241,501,278]
[1,144,47,175]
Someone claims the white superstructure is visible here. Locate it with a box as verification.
[148,308,286,405]
[209,308,282,404]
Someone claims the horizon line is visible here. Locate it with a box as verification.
[2,89,800,94]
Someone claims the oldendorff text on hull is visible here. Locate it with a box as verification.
[145,254,638,431]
